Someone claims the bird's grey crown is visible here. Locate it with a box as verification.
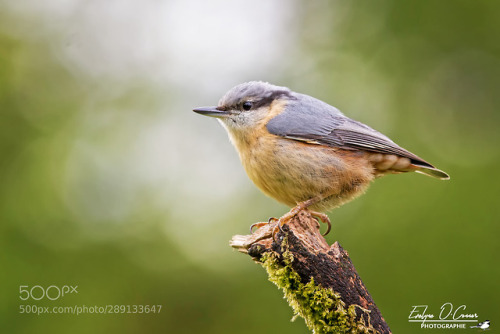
[219,81,292,110]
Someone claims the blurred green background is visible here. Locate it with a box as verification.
[1,1,499,333]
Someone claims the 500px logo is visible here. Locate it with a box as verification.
[19,285,78,301]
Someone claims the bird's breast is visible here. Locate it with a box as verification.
[229,129,374,211]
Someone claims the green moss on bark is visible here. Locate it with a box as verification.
[260,248,378,334]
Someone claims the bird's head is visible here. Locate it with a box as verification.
[193,81,292,133]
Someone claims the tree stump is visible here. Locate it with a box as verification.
[230,209,391,334]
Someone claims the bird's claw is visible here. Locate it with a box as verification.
[248,205,332,239]
[249,222,268,234]
[310,211,332,236]
[249,217,279,234]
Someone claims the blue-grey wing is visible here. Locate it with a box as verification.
[266,93,432,167]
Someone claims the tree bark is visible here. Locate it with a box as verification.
[230,209,391,334]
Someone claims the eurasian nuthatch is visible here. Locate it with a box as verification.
[193,81,449,234]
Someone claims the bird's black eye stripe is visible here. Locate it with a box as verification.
[242,101,253,111]
[236,90,293,111]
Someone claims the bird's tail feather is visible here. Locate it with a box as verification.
[414,165,450,180]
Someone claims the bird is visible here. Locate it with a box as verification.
[193,81,449,234]
[470,320,490,330]
[471,320,490,330]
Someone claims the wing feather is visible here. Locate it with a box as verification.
[267,93,432,168]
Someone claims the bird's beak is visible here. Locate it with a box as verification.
[193,106,231,118]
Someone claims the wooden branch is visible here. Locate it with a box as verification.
[230,209,391,334]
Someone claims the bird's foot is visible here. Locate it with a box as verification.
[250,217,284,242]
[270,203,307,237]
[308,211,331,236]
[249,200,331,238]
[249,218,275,233]
[250,208,301,241]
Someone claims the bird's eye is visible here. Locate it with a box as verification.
[242,101,253,111]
